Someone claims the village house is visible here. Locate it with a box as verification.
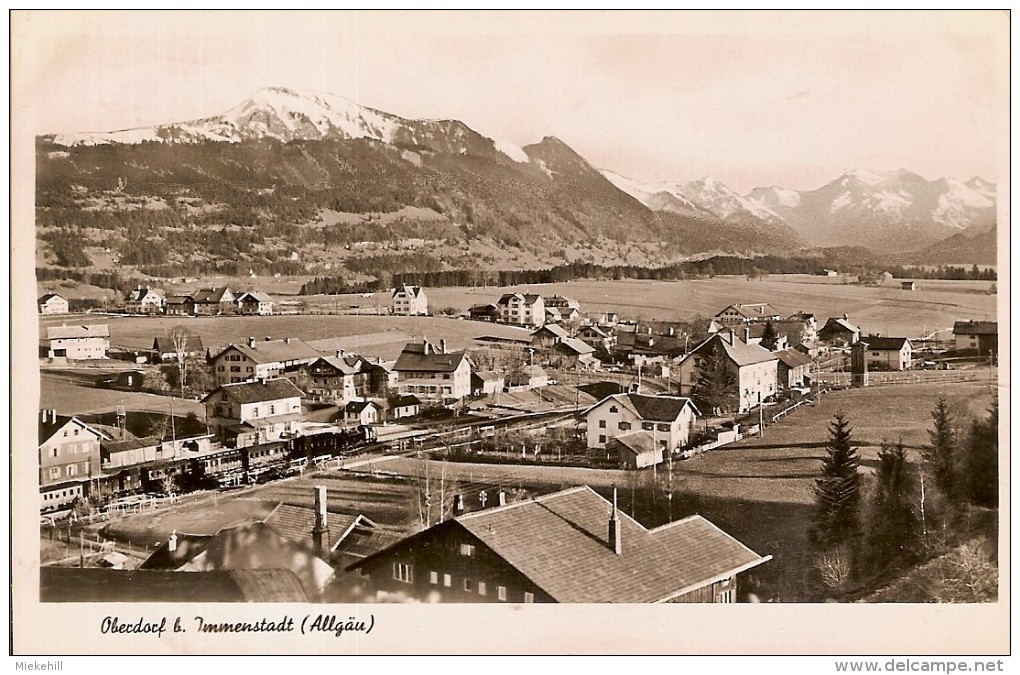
[861,336,914,371]
[235,291,275,316]
[46,324,110,360]
[496,293,546,327]
[391,285,429,316]
[392,339,473,404]
[471,370,506,396]
[550,337,599,371]
[952,321,997,357]
[124,286,165,314]
[467,303,500,322]
[344,399,382,427]
[152,334,205,364]
[388,394,422,421]
[543,295,581,322]
[38,409,108,511]
[192,287,236,315]
[163,295,196,316]
[300,351,374,404]
[676,331,779,413]
[817,316,862,347]
[584,392,699,456]
[346,486,769,603]
[38,292,69,315]
[775,348,814,388]
[203,378,305,447]
[577,324,617,354]
[714,303,782,326]
[530,323,571,349]
[210,336,321,387]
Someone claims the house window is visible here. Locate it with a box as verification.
[269,405,276,415]
[218,366,225,372]
[497,586,507,601]
[393,562,413,583]
[478,582,487,596]
[430,571,438,585]
[524,592,534,603]
[459,543,476,557]
[49,467,60,479]
[464,579,474,592]
[609,406,618,413]
[598,434,606,444]
[618,422,631,431]
[657,423,670,432]
[443,574,452,587]
[52,448,58,458]
[598,420,606,428]
[642,422,654,431]
[67,465,77,477]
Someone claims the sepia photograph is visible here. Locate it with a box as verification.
[10,9,1010,658]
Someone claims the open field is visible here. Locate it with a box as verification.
[38,313,532,361]
[424,275,998,338]
[39,371,205,417]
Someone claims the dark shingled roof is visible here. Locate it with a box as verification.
[350,487,769,603]
[192,287,232,304]
[103,435,161,454]
[391,394,421,407]
[861,336,912,351]
[775,348,813,369]
[202,378,304,404]
[626,393,698,422]
[393,341,468,373]
[952,321,997,336]
[40,567,308,603]
[345,399,380,414]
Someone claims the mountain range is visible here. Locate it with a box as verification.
[37,86,997,272]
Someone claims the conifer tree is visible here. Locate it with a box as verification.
[864,440,919,573]
[760,320,779,351]
[691,339,739,415]
[964,401,998,508]
[812,412,862,550]
[922,397,958,501]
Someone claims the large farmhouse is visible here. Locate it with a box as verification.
[392,339,472,404]
[347,486,770,603]
[677,331,779,413]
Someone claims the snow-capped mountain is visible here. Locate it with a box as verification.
[604,167,997,253]
[49,86,530,164]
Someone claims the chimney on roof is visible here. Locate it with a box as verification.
[336,349,345,358]
[453,494,466,516]
[440,339,447,354]
[843,312,849,321]
[247,337,255,348]
[725,328,735,345]
[284,337,292,344]
[168,531,178,553]
[498,490,506,507]
[744,327,751,344]
[265,336,272,342]
[609,488,622,555]
[312,485,329,557]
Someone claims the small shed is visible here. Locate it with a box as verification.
[901,281,917,291]
[609,431,664,470]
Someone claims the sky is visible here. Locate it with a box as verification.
[13,10,1008,194]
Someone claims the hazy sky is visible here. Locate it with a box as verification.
[15,10,1007,193]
